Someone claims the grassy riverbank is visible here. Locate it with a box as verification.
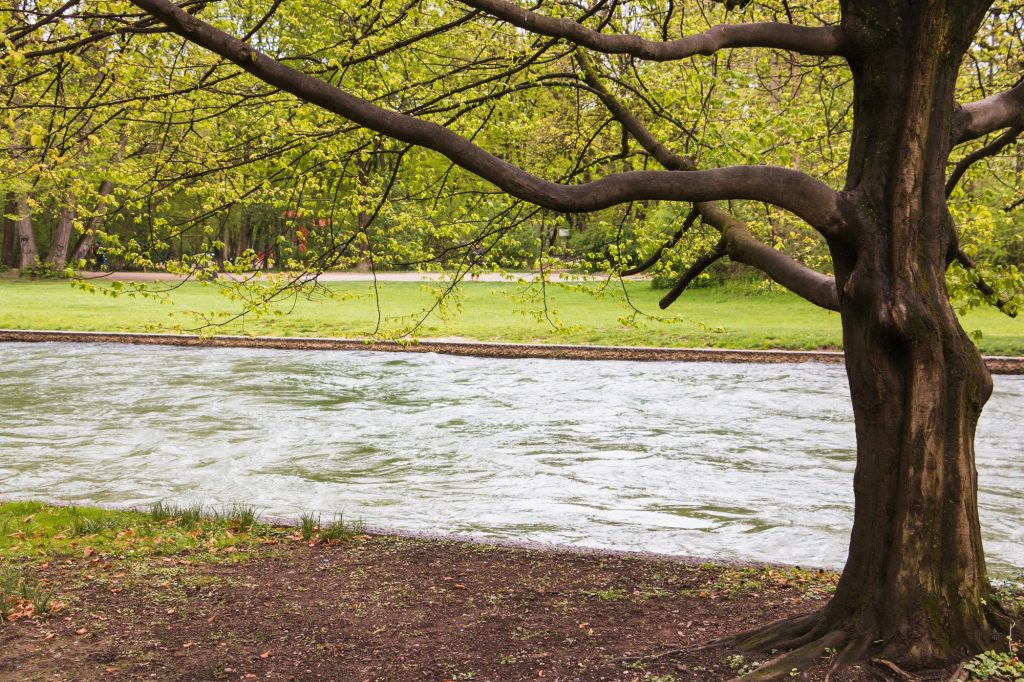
[2,278,1023,354]
[0,502,1020,681]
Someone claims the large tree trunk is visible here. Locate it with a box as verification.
[353,155,373,272]
[237,210,252,259]
[71,130,125,265]
[46,203,75,268]
[824,2,1003,665]
[739,3,1008,675]
[14,194,37,270]
[2,194,16,268]
[70,180,114,264]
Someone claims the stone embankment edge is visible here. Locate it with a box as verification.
[2,328,1022,374]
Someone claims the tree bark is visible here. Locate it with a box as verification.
[237,209,252,258]
[353,154,373,272]
[46,203,75,268]
[15,194,37,270]
[1,194,16,268]
[733,6,1010,674]
[818,0,1003,665]
[70,180,114,264]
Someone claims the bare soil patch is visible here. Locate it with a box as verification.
[0,533,936,681]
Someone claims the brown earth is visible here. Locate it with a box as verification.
[0,534,964,682]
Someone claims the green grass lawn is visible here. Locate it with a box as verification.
[1,277,1022,354]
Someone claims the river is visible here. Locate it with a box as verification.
[1,342,1021,574]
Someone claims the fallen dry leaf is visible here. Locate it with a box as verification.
[260,650,270,659]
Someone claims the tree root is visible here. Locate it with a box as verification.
[616,601,1007,681]
[869,658,921,681]
[719,610,823,653]
[946,662,966,682]
[823,634,871,682]
[731,629,848,681]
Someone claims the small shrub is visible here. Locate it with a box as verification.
[965,649,1024,680]
[20,261,69,279]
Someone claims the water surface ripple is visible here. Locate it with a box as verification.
[1,342,1021,574]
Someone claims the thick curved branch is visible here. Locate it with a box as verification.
[703,203,839,311]
[458,0,850,60]
[576,54,840,311]
[957,80,1024,143]
[128,0,843,229]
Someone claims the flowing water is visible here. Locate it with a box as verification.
[1,342,1021,574]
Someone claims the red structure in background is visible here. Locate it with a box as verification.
[283,211,331,254]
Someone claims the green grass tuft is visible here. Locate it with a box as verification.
[224,503,259,531]
[0,566,56,619]
[298,512,319,541]
[0,501,270,563]
[319,513,364,543]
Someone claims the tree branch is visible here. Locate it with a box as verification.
[576,53,840,311]
[128,0,844,229]
[619,207,698,276]
[701,202,839,312]
[458,0,851,60]
[945,128,1020,317]
[659,237,727,309]
[955,249,1017,318]
[957,80,1024,143]
[946,126,1023,197]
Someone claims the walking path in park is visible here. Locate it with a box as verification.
[75,269,607,283]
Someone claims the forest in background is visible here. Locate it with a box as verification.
[1,0,1022,314]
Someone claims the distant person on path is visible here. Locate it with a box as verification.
[89,244,107,271]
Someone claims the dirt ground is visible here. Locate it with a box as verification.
[0,533,964,682]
